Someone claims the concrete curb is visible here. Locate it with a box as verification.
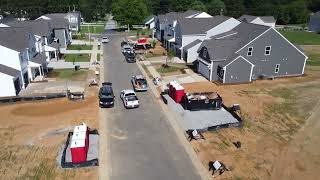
[136,61,212,180]
[99,44,111,180]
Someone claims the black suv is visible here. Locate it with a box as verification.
[99,82,115,108]
[125,52,136,63]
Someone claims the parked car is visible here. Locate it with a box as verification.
[122,44,134,54]
[101,36,109,43]
[99,82,115,107]
[131,75,148,91]
[120,90,139,109]
[125,52,136,63]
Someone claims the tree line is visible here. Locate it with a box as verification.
[0,0,319,25]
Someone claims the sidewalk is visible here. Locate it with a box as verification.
[89,39,99,70]
[48,60,90,69]
[60,48,92,54]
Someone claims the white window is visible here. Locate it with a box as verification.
[265,46,271,55]
[275,64,280,73]
[247,47,253,56]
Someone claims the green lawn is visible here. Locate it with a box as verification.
[80,25,105,34]
[97,53,101,61]
[67,45,93,50]
[307,53,320,66]
[280,31,320,45]
[64,54,90,62]
[47,69,88,81]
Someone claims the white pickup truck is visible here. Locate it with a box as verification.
[120,90,139,109]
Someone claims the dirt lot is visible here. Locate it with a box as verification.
[181,65,320,179]
[0,73,99,179]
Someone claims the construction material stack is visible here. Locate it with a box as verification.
[70,123,89,164]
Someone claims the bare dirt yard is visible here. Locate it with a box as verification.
[181,65,320,180]
[0,71,99,179]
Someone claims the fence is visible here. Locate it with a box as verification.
[0,93,67,104]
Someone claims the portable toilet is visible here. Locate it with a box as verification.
[72,131,89,152]
[175,84,185,103]
[74,123,89,140]
[70,139,87,163]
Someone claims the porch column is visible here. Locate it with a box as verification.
[39,66,42,77]
[55,50,58,61]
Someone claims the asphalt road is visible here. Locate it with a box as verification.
[102,33,201,180]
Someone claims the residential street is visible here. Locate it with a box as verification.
[101,33,201,180]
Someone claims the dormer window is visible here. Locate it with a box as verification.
[247,47,253,56]
[203,48,207,58]
[265,46,271,55]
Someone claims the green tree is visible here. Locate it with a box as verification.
[223,0,245,18]
[166,50,175,66]
[111,0,148,30]
[190,1,207,12]
[207,0,226,15]
[287,0,309,24]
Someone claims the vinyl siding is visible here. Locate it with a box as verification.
[198,60,210,80]
[224,57,252,83]
[237,28,306,79]
[0,73,16,97]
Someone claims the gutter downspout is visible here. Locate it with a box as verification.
[209,61,213,82]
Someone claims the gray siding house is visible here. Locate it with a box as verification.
[36,14,72,48]
[197,22,307,84]
[308,11,320,32]
[175,16,240,63]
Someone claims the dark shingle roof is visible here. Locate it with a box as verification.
[30,53,47,64]
[38,14,68,29]
[199,22,270,65]
[238,15,276,23]
[3,20,52,37]
[144,15,155,24]
[0,64,20,77]
[0,27,32,52]
[184,39,202,50]
[177,16,231,35]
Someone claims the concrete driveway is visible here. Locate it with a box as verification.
[101,33,201,180]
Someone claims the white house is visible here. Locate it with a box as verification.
[0,27,47,97]
[144,15,156,29]
[0,20,60,63]
[156,10,213,45]
[174,16,241,63]
[238,15,276,27]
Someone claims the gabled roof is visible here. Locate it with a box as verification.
[238,15,276,23]
[3,20,52,37]
[144,15,155,24]
[177,16,231,35]
[198,22,270,65]
[30,53,47,65]
[0,27,32,52]
[184,39,202,50]
[163,10,201,23]
[37,13,68,29]
[0,64,20,77]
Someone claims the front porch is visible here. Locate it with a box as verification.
[44,42,60,61]
[28,53,48,82]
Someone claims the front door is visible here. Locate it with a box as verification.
[14,78,21,95]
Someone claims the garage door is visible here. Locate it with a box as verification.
[198,61,210,80]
